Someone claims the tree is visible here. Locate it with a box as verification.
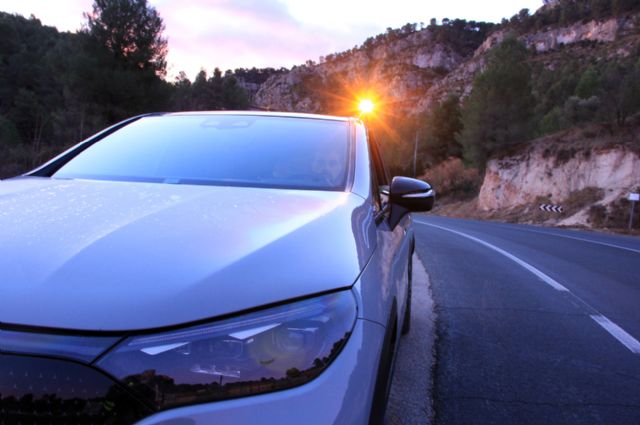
[590,0,611,19]
[84,0,167,75]
[574,67,601,99]
[458,37,535,167]
[613,0,640,15]
[168,68,249,112]
[421,95,463,163]
[599,58,640,126]
[222,76,249,110]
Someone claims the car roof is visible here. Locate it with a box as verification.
[163,110,360,123]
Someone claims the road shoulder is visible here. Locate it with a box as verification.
[385,253,436,425]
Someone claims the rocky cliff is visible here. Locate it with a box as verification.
[475,15,636,56]
[254,12,640,115]
[479,146,640,211]
[252,8,640,228]
[254,27,471,114]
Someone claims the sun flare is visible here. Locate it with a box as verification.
[358,99,375,115]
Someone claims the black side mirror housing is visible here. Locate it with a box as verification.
[388,176,435,229]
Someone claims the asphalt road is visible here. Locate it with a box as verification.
[386,255,436,425]
[412,215,640,425]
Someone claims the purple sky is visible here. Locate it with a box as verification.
[0,0,543,80]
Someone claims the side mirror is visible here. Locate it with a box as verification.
[388,176,435,229]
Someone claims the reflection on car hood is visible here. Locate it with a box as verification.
[0,178,374,331]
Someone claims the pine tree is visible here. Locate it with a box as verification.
[422,95,463,163]
[85,0,167,75]
[458,38,535,168]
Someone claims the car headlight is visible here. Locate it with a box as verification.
[96,291,357,410]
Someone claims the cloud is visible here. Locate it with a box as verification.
[159,0,378,79]
[0,0,90,31]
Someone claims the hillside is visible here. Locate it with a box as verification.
[254,20,493,116]
[254,6,640,117]
[249,1,640,230]
[2,1,640,230]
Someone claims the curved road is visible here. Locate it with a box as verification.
[412,216,640,424]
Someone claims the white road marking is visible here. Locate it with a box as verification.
[416,219,640,355]
[505,227,640,255]
[418,221,569,292]
[591,315,640,354]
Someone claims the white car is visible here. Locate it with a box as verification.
[0,112,434,425]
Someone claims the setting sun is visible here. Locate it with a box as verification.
[358,99,375,115]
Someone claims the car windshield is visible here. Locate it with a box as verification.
[52,115,351,191]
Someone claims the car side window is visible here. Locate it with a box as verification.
[368,131,390,212]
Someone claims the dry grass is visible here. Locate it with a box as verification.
[562,187,605,216]
[588,187,640,230]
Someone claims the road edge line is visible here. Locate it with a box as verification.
[591,315,640,354]
[418,221,569,292]
[416,219,640,356]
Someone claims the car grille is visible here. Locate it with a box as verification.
[0,354,152,425]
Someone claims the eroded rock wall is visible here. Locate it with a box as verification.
[478,147,640,210]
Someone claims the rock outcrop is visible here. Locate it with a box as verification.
[478,146,640,211]
[251,10,640,227]
[254,28,472,114]
[475,15,635,56]
[253,13,639,116]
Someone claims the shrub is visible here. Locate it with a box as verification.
[588,205,607,227]
[555,147,578,165]
[420,157,482,200]
[588,189,640,229]
[562,187,604,216]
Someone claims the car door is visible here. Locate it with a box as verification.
[368,133,412,327]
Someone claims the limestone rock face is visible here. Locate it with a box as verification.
[254,15,637,116]
[478,147,640,211]
[474,16,633,57]
[253,28,467,114]
[412,44,462,70]
[523,18,621,52]
[250,12,640,224]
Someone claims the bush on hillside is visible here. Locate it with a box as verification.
[420,158,481,200]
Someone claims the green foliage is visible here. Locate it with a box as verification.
[599,58,640,126]
[613,0,640,15]
[326,19,494,64]
[170,68,249,111]
[588,191,640,229]
[0,9,250,178]
[222,75,250,110]
[533,55,640,135]
[507,0,640,34]
[539,107,564,135]
[532,60,580,118]
[0,115,20,147]
[420,94,463,163]
[590,0,611,19]
[430,19,496,56]
[84,0,167,75]
[575,67,600,99]
[232,67,287,85]
[458,38,535,167]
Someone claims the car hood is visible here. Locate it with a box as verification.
[0,178,375,331]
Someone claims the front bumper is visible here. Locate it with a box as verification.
[135,318,384,425]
